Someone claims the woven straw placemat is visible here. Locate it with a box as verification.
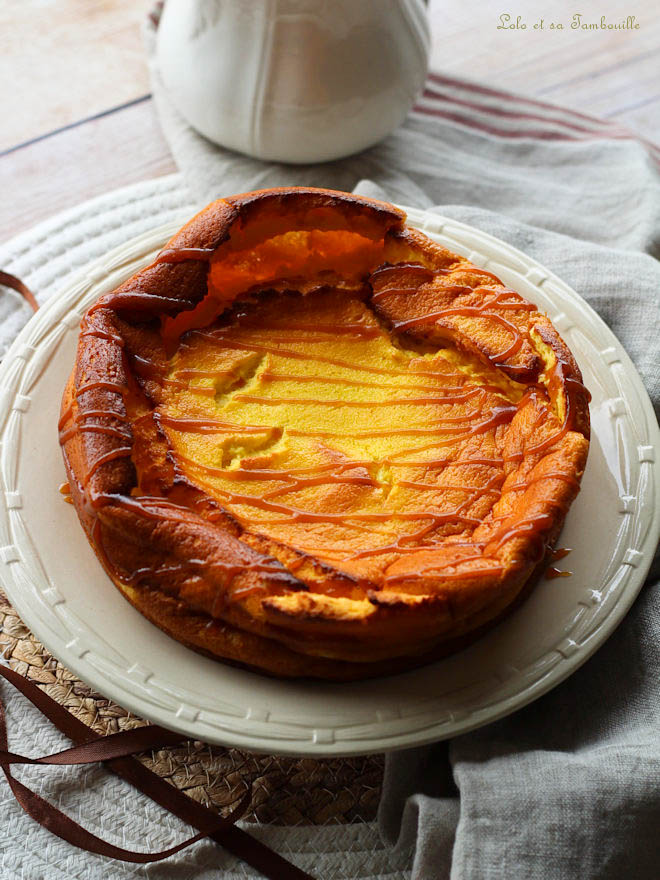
[0,588,383,826]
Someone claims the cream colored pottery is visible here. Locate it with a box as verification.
[156,0,430,163]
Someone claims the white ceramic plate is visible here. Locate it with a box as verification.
[0,208,657,757]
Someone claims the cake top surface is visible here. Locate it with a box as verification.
[158,285,531,592]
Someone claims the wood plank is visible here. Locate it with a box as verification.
[609,96,660,137]
[428,0,660,138]
[4,0,657,152]
[0,0,149,151]
[0,101,176,244]
[558,55,660,119]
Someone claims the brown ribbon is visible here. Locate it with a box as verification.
[0,270,314,878]
[0,662,314,878]
[0,270,40,313]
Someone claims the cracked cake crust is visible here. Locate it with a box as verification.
[59,188,590,679]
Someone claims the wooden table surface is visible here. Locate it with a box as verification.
[1,0,658,246]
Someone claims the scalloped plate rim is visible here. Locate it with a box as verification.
[0,206,657,756]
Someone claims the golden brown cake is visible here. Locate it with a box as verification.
[59,188,590,679]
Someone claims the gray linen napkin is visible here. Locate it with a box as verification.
[146,10,660,877]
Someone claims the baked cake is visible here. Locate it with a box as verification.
[59,188,590,679]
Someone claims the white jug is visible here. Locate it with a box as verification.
[156,0,430,164]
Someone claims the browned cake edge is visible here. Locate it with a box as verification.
[59,187,590,679]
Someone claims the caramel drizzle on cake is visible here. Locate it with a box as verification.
[58,189,590,677]
[61,257,586,590]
